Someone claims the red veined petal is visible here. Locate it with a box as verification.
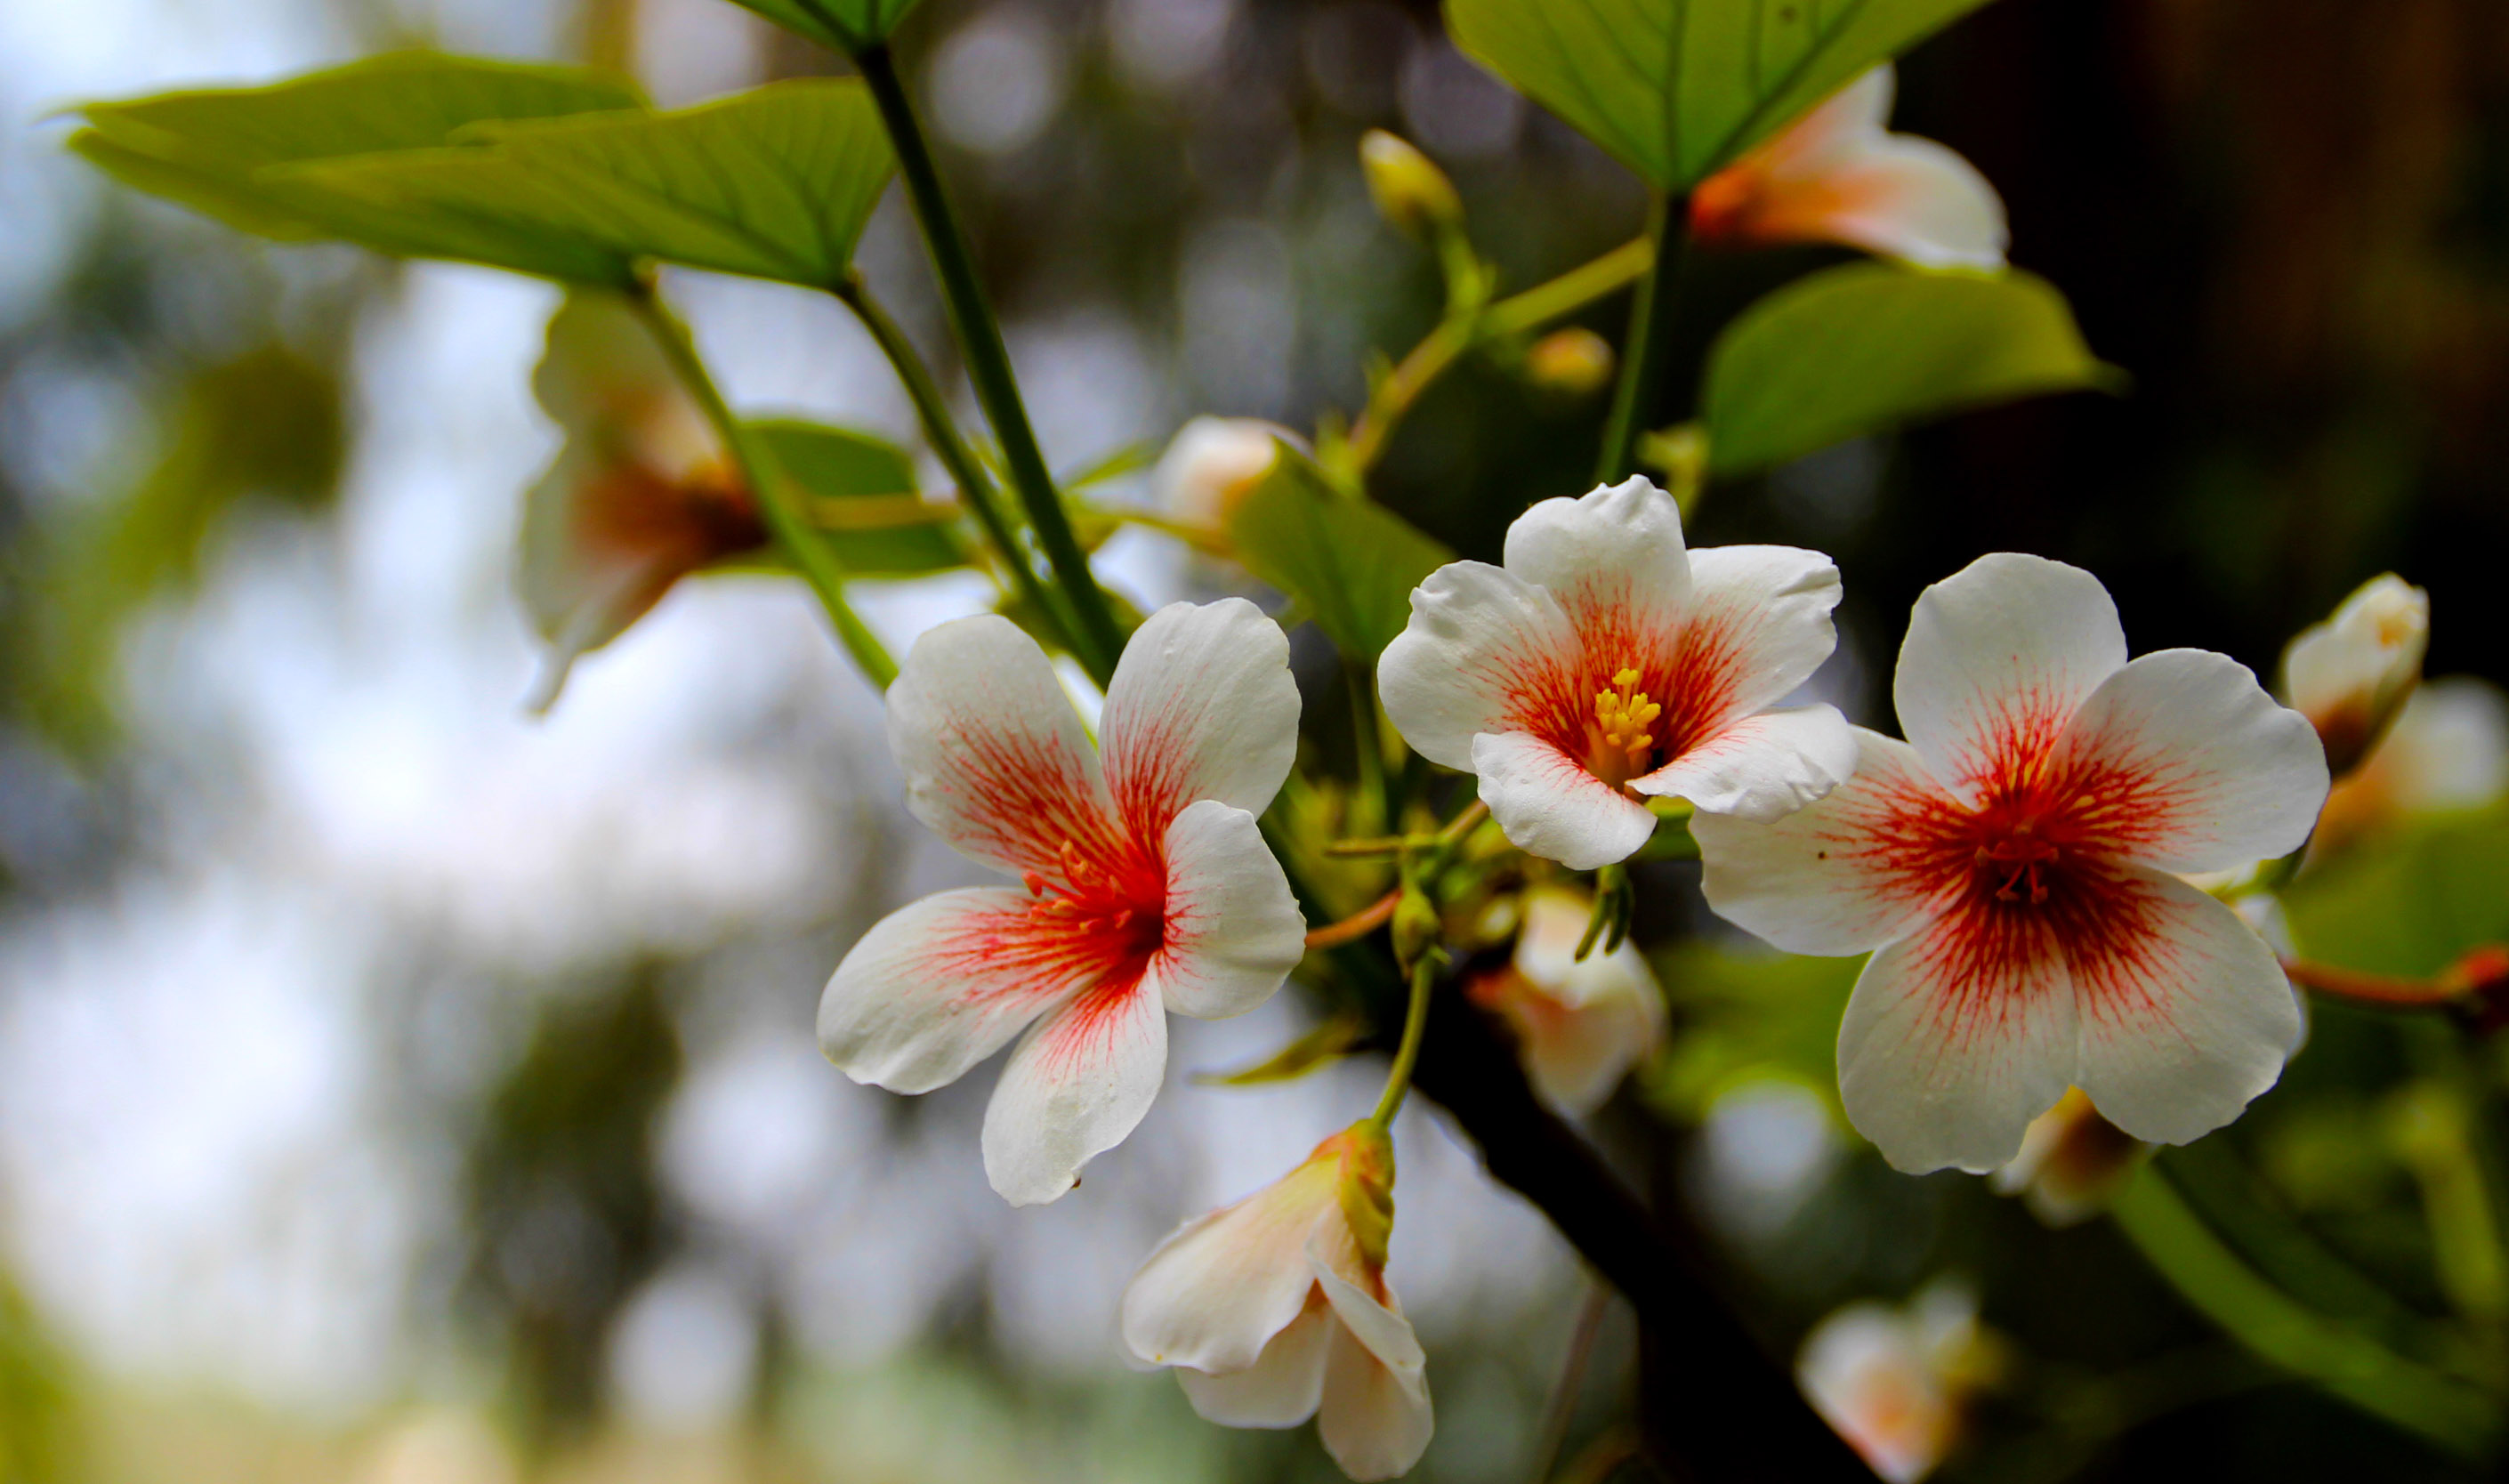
[981,968,1168,1206]
[1100,598,1300,840]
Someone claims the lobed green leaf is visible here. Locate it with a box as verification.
[719,0,927,53]
[1224,449,1455,664]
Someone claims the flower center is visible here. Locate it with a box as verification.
[1586,665,1662,789]
[1974,825,2061,906]
[1021,840,1163,942]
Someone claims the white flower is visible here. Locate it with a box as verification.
[518,291,765,712]
[1798,1282,1993,1484]
[1120,1125,1432,1481]
[1151,415,1295,532]
[1694,553,2328,1173]
[1689,66,2008,271]
[1379,476,1855,870]
[1989,1085,2147,1227]
[1466,886,1665,1115]
[818,599,1307,1206]
[2316,677,2509,851]
[2280,574,2430,777]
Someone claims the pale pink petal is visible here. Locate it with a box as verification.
[1378,561,1579,771]
[1756,66,1896,176]
[1101,598,1301,831]
[1836,894,2080,1174]
[1312,1254,1432,1482]
[1120,1159,1342,1374]
[1796,1301,1956,1484]
[885,614,1122,882]
[1153,798,1306,1020]
[1894,553,2128,804]
[818,887,1105,1093]
[1500,476,1691,631]
[980,972,1168,1206]
[533,291,717,477]
[1680,544,1845,717]
[1694,729,1969,956]
[1510,984,1661,1117]
[1176,1304,1334,1428]
[1633,704,1856,822]
[1792,133,2008,270]
[2047,649,2328,875]
[2069,866,2300,1147]
[1513,888,1662,1012]
[1470,730,1658,871]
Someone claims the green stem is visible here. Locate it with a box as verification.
[1348,664,1390,835]
[626,278,898,689]
[1372,951,1439,1129]
[827,273,1074,641]
[1595,192,1685,486]
[2109,1164,2500,1456]
[852,42,1123,687]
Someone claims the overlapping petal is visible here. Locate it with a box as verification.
[1178,1306,1334,1427]
[1153,799,1306,1020]
[1103,599,1302,825]
[1470,730,1658,872]
[981,974,1169,1206]
[1121,1159,1340,1375]
[1633,704,1857,822]
[1378,561,1578,772]
[1681,544,1845,717]
[1312,1255,1433,1482]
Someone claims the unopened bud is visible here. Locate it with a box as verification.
[1150,416,1292,532]
[1359,129,1462,239]
[1391,883,1441,971]
[1524,327,1616,397]
[1329,1121,1397,1269]
[2281,574,2429,777]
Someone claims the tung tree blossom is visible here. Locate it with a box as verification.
[1694,554,2328,1173]
[1797,1282,1997,1484]
[1465,884,1665,1116]
[1688,66,2009,271]
[818,599,1308,1206]
[2279,572,2430,777]
[1380,476,1856,870]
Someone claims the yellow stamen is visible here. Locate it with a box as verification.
[1589,663,1662,786]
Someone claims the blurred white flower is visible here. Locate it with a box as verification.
[1798,1281,1996,1484]
[2315,677,2509,851]
[1150,415,1293,534]
[2280,573,2429,777]
[1465,885,1663,1115]
[1989,1086,2148,1227]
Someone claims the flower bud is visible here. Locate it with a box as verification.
[2280,573,2429,777]
[1523,327,1616,397]
[1798,1280,1997,1484]
[1359,129,1462,239]
[1391,883,1441,971]
[1150,415,1292,533]
[1331,1120,1397,1270]
[1989,1087,2146,1227]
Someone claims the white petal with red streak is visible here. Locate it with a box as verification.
[1471,730,1659,871]
[1894,553,2128,803]
[1682,544,1845,717]
[1837,899,2080,1173]
[1154,799,1306,1020]
[1501,477,1691,625]
[1120,1161,1340,1374]
[1380,561,1579,771]
[2069,866,2300,1146]
[1695,729,1966,956]
[818,887,1093,1093]
[981,975,1169,1206]
[1633,703,1856,822]
[2053,649,2329,875]
[1312,1251,1432,1482]
[1177,1305,1333,1428]
[1101,598,1301,826]
[886,614,1115,881]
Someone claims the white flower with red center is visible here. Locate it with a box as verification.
[1120,1125,1432,1482]
[1378,476,1856,871]
[817,598,1307,1206]
[1693,553,2328,1173]
[1466,885,1665,1116]
[519,292,766,712]
[1689,66,2008,271]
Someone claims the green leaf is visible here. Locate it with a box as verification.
[750,421,965,576]
[1445,0,1999,189]
[68,52,647,284]
[720,0,926,52]
[1224,450,1453,663]
[1193,1012,1369,1086]
[1641,940,1861,1123]
[2283,805,2509,979]
[1701,264,2120,476]
[290,79,895,288]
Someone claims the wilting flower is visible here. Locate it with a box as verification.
[1694,553,2327,1173]
[1798,1281,1997,1484]
[1151,416,1295,535]
[518,291,765,712]
[1465,885,1665,1115]
[2279,573,2430,777]
[2315,677,2509,852]
[1689,66,2007,271]
[1989,1086,2147,1226]
[1121,1125,1432,1481]
[1380,476,1855,870]
[818,599,1306,1206]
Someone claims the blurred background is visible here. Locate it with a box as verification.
[3,0,2508,1480]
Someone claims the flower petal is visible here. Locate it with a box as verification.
[1508,980,1661,1117]
[1681,544,1844,717]
[1379,561,1579,771]
[886,614,1118,881]
[2069,867,2300,1146]
[1695,729,1969,956]
[980,972,1167,1206]
[1470,730,1658,871]
[2049,649,2329,875]
[1501,476,1691,627]
[1757,67,1896,176]
[1101,598,1301,832]
[1894,553,2127,803]
[818,886,1101,1093]
[1836,896,2079,1174]
[1312,1257,1432,1482]
[1778,134,2008,270]
[1120,1158,1342,1374]
[1176,1304,1333,1428]
[1633,704,1857,822]
[1155,799,1306,1020]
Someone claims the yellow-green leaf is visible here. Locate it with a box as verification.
[722,0,926,52]
[1225,450,1453,664]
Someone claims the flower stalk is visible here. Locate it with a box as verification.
[1595,193,1687,485]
